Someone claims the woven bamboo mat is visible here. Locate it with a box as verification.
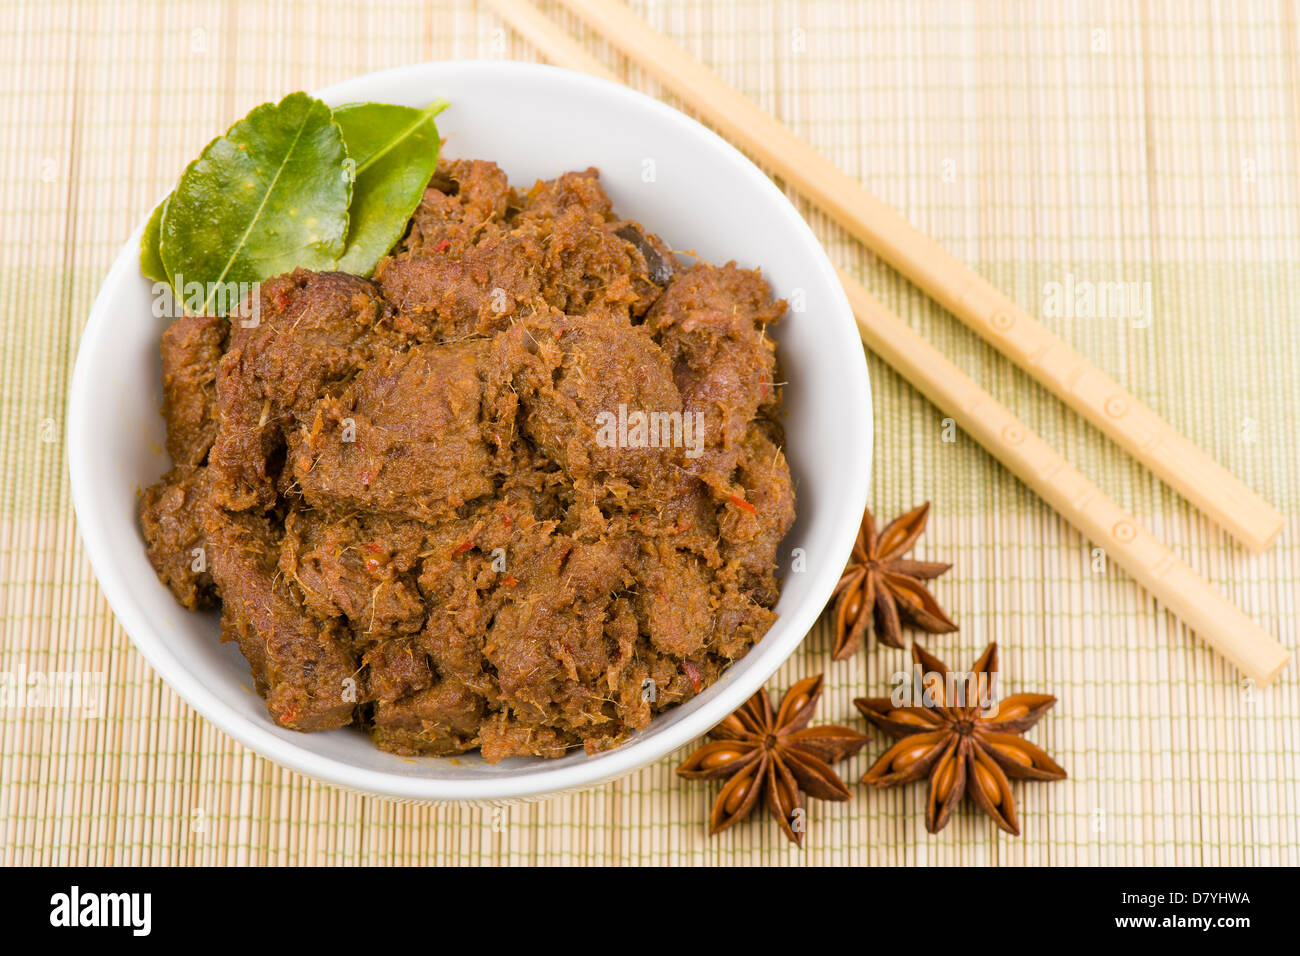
[2,0,1298,866]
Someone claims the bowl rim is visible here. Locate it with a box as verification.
[67,59,872,802]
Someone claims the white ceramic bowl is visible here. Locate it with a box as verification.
[69,61,872,802]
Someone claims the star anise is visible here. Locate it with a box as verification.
[677,674,868,845]
[855,642,1066,836]
[831,502,957,658]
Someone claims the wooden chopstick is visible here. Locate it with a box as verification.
[481,0,1291,685]
[839,269,1289,686]
[480,0,617,80]
[545,0,1284,555]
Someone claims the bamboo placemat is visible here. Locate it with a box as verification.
[2,0,1297,866]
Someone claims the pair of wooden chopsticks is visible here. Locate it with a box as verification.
[483,0,1290,686]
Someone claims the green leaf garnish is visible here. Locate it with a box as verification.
[140,92,451,314]
[139,198,168,283]
[158,92,351,315]
[333,99,449,276]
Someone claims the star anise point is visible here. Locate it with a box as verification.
[678,674,869,846]
[854,642,1066,837]
[832,502,957,659]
